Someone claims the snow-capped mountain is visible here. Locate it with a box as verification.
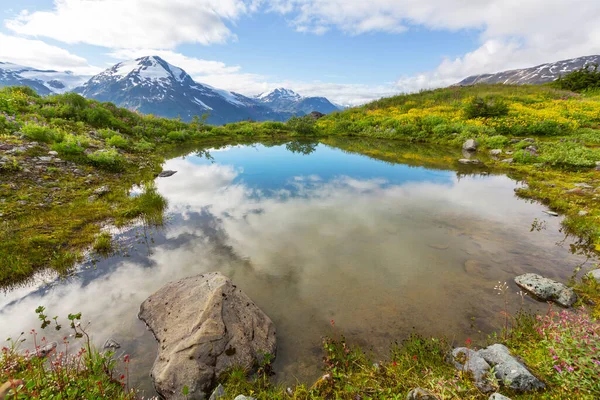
[458,55,600,86]
[0,62,88,95]
[255,87,341,114]
[75,56,291,125]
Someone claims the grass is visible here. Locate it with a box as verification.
[92,232,113,256]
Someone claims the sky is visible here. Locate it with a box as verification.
[1,0,600,106]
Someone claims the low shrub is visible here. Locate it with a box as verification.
[463,96,509,119]
[167,130,189,142]
[21,123,62,143]
[106,134,129,149]
[482,134,510,148]
[287,115,317,135]
[539,141,600,169]
[132,139,155,152]
[87,149,125,171]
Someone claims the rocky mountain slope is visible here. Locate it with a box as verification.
[458,55,600,86]
[74,56,291,125]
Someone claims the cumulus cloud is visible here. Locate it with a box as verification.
[271,0,600,91]
[5,0,259,49]
[0,33,101,74]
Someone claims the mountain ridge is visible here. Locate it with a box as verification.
[458,55,600,86]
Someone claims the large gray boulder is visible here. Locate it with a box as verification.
[463,139,479,152]
[514,273,577,307]
[478,344,545,392]
[139,272,277,400]
[450,347,494,392]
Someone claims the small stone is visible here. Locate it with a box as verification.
[463,139,479,152]
[48,150,58,156]
[515,273,577,307]
[428,244,449,250]
[458,159,481,165]
[489,149,502,156]
[489,394,512,400]
[234,396,256,400]
[209,384,225,400]
[93,186,110,196]
[103,338,121,350]
[543,210,558,217]
[587,269,600,284]
[158,170,177,178]
[578,210,589,217]
[574,183,593,189]
[38,156,53,162]
[565,188,583,194]
[523,138,535,143]
[406,388,438,400]
[501,158,513,164]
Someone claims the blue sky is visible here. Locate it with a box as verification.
[1,0,600,105]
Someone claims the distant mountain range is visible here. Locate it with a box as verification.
[458,55,600,86]
[0,56,341,125]
[0,62,88,95]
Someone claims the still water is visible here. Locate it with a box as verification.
[0,140,593,395]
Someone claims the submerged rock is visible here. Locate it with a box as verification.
[139,272,277,400]
[406,388,439,400]
[103,338,121,350]
[451,347,494,392]
[479,344,545,392]
[158,170,177,178]
[458,158,481,165]
[514,273,577,307]
[463,139,479,152]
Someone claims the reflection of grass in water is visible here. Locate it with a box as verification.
[122,183,168,227]
[92,232,113,257]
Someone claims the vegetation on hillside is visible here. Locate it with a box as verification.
[553,64,600,92]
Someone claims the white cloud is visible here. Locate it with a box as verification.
[0,33,101,74]
[272,0,600,92]
[5,0,258,49]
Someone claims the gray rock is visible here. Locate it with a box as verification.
[515,273,577,307]
[233,396,256,400]
[578,210,589,217]
[138,272,277,400]
[103,338,121,350]
[489,394,512,400]
[489,149,502,156]
[501,158,513,164]
[209,384,225,400]
[587,269,600,284]
[458,159,481,165]
[543,210,558,217]
[38,156,53,162]
[451,347,494,392]
[93,186,110,196]
[406,388,438,400]
[596,161,600,167]
[48,150,59,156]
[158,170,177,178]
[523,138,535,143]
[479,344,544,392]
[463,139,479,152]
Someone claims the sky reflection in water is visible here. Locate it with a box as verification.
[0,142,592,394]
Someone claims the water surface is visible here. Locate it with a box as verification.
[0,140,593,395]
